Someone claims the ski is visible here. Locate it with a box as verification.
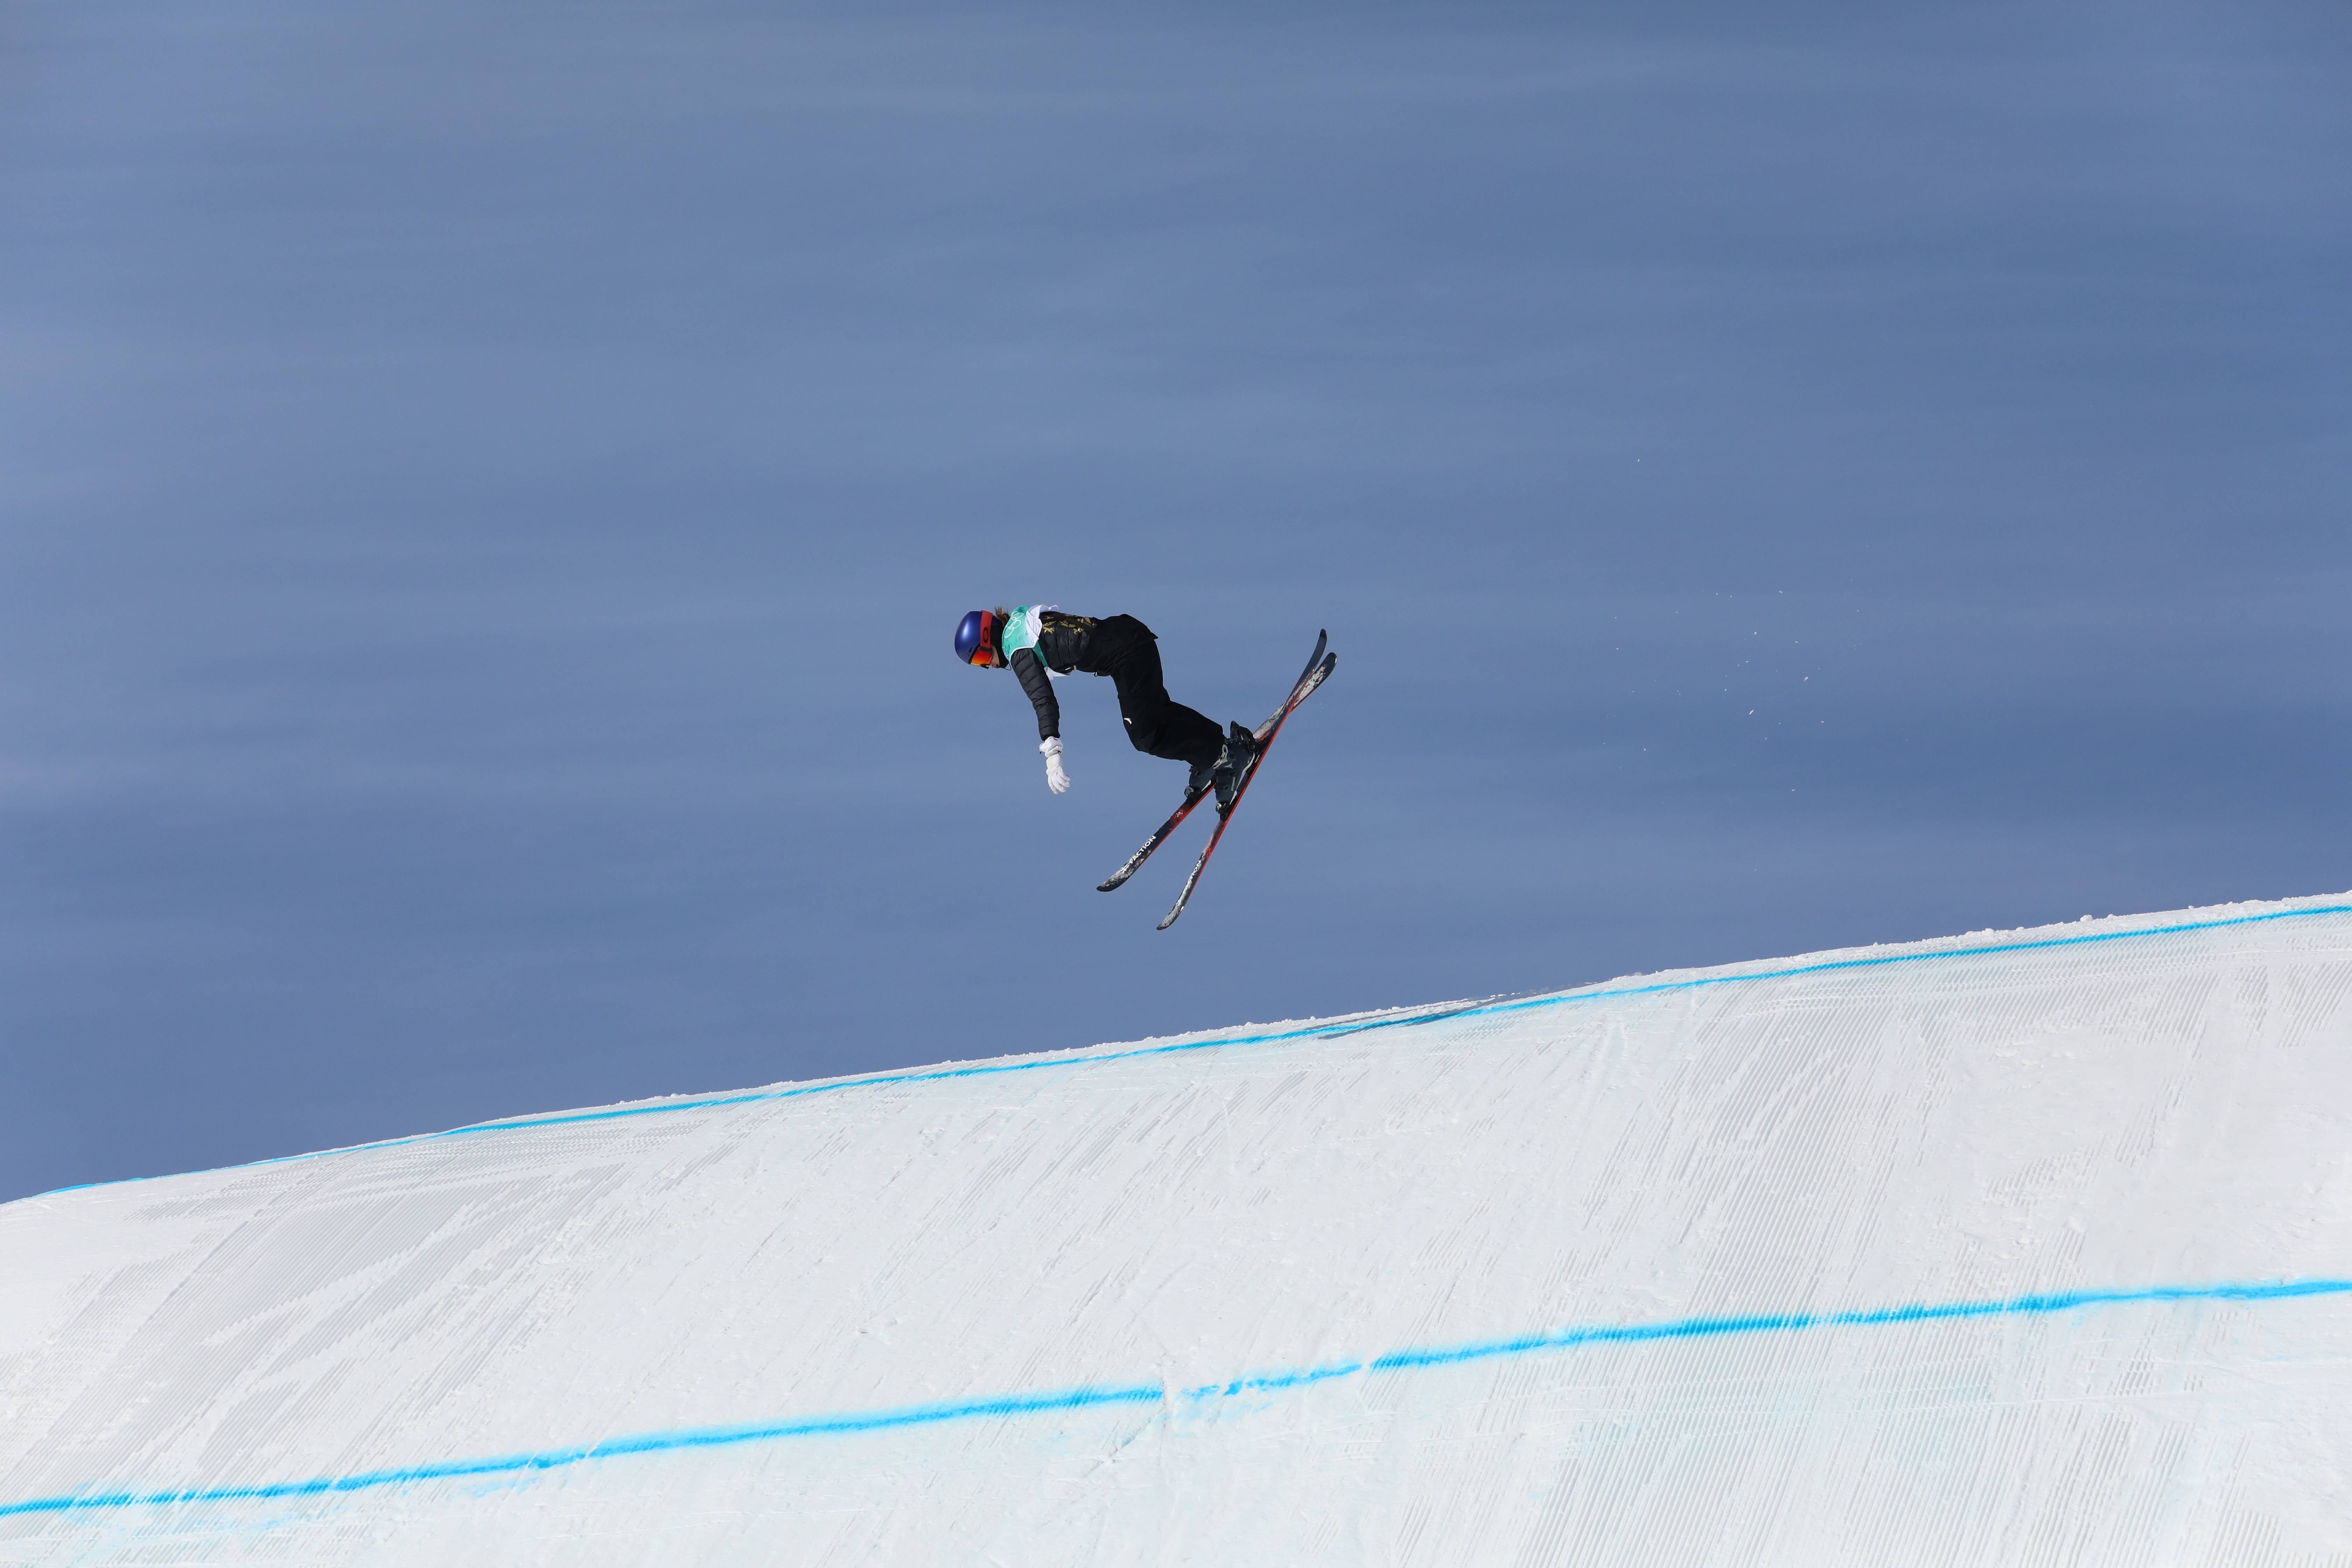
[1157,635,1336,930]
[1097,631,1332,895]
[1094,781,1213,894]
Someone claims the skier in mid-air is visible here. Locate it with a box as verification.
[954,607,1260,808]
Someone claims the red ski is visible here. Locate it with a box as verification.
[1157,634,1334,928]
[1096,632,1335,905]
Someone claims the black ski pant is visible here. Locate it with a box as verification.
[1092,616,1225,770]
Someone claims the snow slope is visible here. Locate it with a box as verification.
[6,895,2352,1566]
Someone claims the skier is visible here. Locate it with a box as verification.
[954,607,1259,808]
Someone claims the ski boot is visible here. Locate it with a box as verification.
[1210,722,1260,814]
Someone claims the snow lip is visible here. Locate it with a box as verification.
[22,889,2352,1205]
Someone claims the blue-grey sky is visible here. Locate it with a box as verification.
[5,0,2347,1201]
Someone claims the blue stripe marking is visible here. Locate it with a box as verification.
[5,1276,2345,1521]
[34,901,2352,1199]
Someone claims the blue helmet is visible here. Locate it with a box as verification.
[954,609,1001,666]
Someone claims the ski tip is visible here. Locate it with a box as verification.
[1156,910,1183,930]
[1096,878,1127,893]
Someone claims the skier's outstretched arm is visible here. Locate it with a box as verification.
[1010,647,1060,740]
[1010,647,1069,793]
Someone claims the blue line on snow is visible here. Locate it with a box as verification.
[4,1276,2346,1521]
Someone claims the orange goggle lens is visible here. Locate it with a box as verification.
[968,613,1000,664]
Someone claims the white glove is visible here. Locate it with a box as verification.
[1041,735,1071,794]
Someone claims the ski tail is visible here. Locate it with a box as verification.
[1095,782,1211,892]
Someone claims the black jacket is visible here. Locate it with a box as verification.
[1008,612,1152,740]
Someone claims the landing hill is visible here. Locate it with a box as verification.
[7,896,2350,1564]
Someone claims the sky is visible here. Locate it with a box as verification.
[4,0,2347,1202]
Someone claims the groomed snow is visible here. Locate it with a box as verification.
[6,895,2352,1565]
